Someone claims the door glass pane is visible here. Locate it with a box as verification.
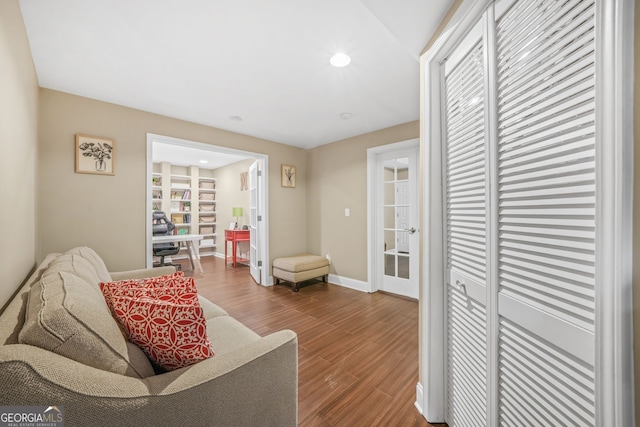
[397,165,409,180]
[384,230,396,252]
[383,160,397,179]
[398,255,409,279]
[385,254,396,277]
[384,206,395,229]
[397,230,410,254]
[384,182,395,205]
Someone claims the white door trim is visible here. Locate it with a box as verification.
[593,0,635,424]
[146,133,270,286]
[367,138,419,294]
[418,0,635,425]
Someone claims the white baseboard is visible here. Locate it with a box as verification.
[415,382,424,414]
[328,274,370,293]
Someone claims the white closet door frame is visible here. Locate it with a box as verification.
[417,0,635,425]
[594,0,635,424]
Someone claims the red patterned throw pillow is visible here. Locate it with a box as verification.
[109,295,214,371]
[100,273,214,371]
[101,271,189,294]
[100,272,196,310]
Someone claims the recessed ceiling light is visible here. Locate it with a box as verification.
[340,112,353,120]
[199,160,208,164]
[330,53,351,67]
[229,115,243,122]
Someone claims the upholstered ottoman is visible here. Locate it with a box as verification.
[273,254,330,292]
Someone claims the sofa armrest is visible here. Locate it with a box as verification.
[0,330,297,427]
[109,266,176,281]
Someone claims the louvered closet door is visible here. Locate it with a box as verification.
[495,0,596,424]
[443,21,488,426]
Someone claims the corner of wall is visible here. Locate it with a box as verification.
[0,0,39,308]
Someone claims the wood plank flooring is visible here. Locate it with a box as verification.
[178,256,444,427]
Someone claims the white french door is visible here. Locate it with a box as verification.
[371,143,419,299]
[249,160,261,284]
[421,0,635,425]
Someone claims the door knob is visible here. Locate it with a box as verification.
[404,227,417,234]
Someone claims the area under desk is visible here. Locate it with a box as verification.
[152,234,204,273]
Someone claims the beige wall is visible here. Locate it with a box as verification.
[0,0,39,309]
[213,158,253,256]
[306,121,419,282]
[38,89,307,272]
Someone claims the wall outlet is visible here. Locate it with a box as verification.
[326,254,331,262]
[345,208,350,217]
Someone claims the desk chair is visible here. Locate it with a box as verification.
[152,211,181,269]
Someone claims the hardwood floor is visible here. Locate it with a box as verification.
[177,256,444,427]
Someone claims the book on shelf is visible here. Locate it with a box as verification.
[171,201,190,212]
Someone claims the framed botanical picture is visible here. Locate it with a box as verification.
[281,164,296,188]
[75,134,115,175]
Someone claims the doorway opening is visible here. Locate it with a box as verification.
[145,133,269,285]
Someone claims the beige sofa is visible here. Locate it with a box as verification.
[0,247,297,427]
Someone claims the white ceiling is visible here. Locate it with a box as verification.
[19,0,454,149]
[152,141,250,169]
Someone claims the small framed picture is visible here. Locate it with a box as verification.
[281,164,296,188]
[75,134,115,175]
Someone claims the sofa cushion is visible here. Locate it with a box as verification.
[18,270,155,378]
[65,246,112,283]
[198,295,229,319]
[205,316,260,356]
[109,294,214,371]
[41,253,104,288]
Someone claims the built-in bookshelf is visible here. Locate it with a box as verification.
[198,174,217,253]
[152,162,217,259]
[151,173,163,212]
[169,174,192,229]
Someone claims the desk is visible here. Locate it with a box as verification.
[152,234,204,273]
[225,229,250,268]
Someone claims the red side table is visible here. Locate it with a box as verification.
[224,229,250,268]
